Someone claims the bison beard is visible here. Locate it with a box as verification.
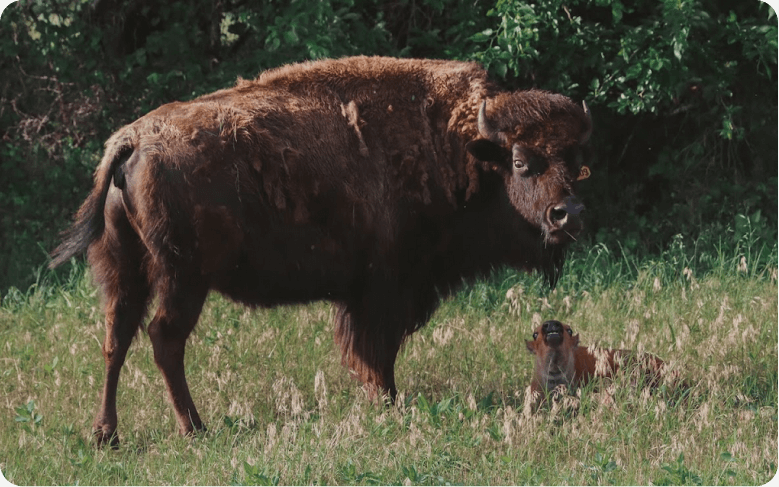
[540,244,567,289]
[49,56,591,446]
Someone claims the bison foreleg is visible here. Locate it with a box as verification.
[147,281,209,436]
[334,301,405,403]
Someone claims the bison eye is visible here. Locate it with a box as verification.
[513,159,529,175]
[532,332,538,340]
[566,328,573,336]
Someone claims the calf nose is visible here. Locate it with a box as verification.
[542,320,563,334]
[542,320,564,345]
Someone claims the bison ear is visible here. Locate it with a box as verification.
[466,139,510,163]
[572,334,580,347]
[526,340,536,354]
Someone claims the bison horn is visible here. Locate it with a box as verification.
[580,100,592,144]
[477,100,500,142]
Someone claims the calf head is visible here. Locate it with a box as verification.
[466,92,591,249]
[526,320,579,390]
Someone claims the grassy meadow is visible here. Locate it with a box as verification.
[0,238,776,485]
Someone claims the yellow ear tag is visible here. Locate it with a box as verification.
[577,166,591,181]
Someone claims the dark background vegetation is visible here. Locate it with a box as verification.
[1,0,776,293]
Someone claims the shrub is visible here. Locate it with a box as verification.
[0,0,775,292]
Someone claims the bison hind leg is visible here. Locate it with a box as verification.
[89,196,152,447]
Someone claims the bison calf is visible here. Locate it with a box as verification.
[526,320,666,406]
[50,56,592,446]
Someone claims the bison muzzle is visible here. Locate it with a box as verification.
[49,56,593,446]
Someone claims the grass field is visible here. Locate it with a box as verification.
[0,238,776,485]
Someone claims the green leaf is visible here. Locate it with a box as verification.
[673,41,684,61]
[625,63,643,79]
[283,29,299,44]
[612,1,624,23]
[494,60,508,79]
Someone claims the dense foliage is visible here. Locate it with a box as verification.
[1,0,776,292]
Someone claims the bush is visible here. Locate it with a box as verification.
[0,0,775,292]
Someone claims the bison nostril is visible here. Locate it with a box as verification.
[549,207,568,223]
[546,197,585,233]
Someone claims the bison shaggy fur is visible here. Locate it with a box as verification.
[50,56,592,446]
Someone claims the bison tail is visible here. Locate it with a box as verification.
[49,138,134,269]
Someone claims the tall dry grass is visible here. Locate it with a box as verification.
[0,238,776,484]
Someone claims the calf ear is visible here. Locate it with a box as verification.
[466,139,510,163]
[526,340,536,354]
[572,334,580,347]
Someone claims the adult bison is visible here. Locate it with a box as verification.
[50,56,592,446]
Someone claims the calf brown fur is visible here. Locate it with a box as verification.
[526,320,665,400]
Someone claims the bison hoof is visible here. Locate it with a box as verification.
[93,427,120,449]
[183,423,207,437]
[362,384,396,406]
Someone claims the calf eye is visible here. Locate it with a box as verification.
[532,332,538,340]
[566,328,573,336]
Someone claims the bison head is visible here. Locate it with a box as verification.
[526,320,580,357]
[525,320,580,391]
[466,92,592,247]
